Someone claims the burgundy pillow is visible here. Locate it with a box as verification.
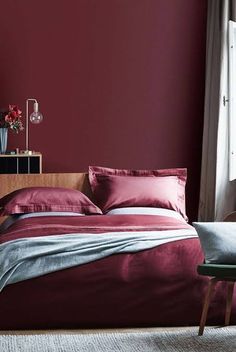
[0,187,102,216]
[89,166,187,220]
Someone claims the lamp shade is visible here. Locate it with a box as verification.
[30,102,43,124]
[30,111,43,124]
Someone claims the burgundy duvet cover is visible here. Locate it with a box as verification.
[0,214,234,329]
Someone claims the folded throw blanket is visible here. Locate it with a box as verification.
[0,228,197,291]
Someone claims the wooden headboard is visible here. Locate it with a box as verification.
[0,173,93,201]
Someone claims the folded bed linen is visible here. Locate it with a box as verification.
[0,214,196,291]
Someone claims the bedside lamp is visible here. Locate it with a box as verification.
[24,98,43,154]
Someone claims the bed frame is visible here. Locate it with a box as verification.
[0,173,91,198]
[0,173,92,224]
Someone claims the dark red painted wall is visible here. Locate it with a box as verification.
[0,0,207,221]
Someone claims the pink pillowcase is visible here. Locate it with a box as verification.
[89,166,187,220]
[0,187,102,216]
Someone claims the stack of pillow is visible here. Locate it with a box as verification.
[0,166,188,227]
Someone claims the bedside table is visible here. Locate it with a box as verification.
[0,153,42,174]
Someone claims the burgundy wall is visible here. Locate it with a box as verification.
[0,0,207,221]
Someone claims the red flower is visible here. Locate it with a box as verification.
[9,105,22,116]
[0,104,24,133]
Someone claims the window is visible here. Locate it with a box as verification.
[229,20,236,181]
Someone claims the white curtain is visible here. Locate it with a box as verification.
[198,0,236,221]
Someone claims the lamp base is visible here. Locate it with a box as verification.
[21,150,33,155]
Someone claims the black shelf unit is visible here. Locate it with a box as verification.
[0,153,42,174]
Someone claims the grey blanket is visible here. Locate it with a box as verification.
[0,229,197,291]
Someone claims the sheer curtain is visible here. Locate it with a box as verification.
[198,0,236,221]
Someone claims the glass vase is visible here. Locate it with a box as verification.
[0,128,8,154]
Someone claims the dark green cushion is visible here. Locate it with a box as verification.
[198,264,236,279]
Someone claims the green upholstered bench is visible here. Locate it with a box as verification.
[197,264,236,335]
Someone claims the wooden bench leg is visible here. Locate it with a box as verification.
[198,278,217,336]
[225,281,235,326]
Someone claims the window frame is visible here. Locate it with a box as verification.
[228,20,236,181]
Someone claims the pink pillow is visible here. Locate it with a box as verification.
[0,187,102,216]
[89,166,187,220]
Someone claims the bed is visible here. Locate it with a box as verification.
[0,169,235,330]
